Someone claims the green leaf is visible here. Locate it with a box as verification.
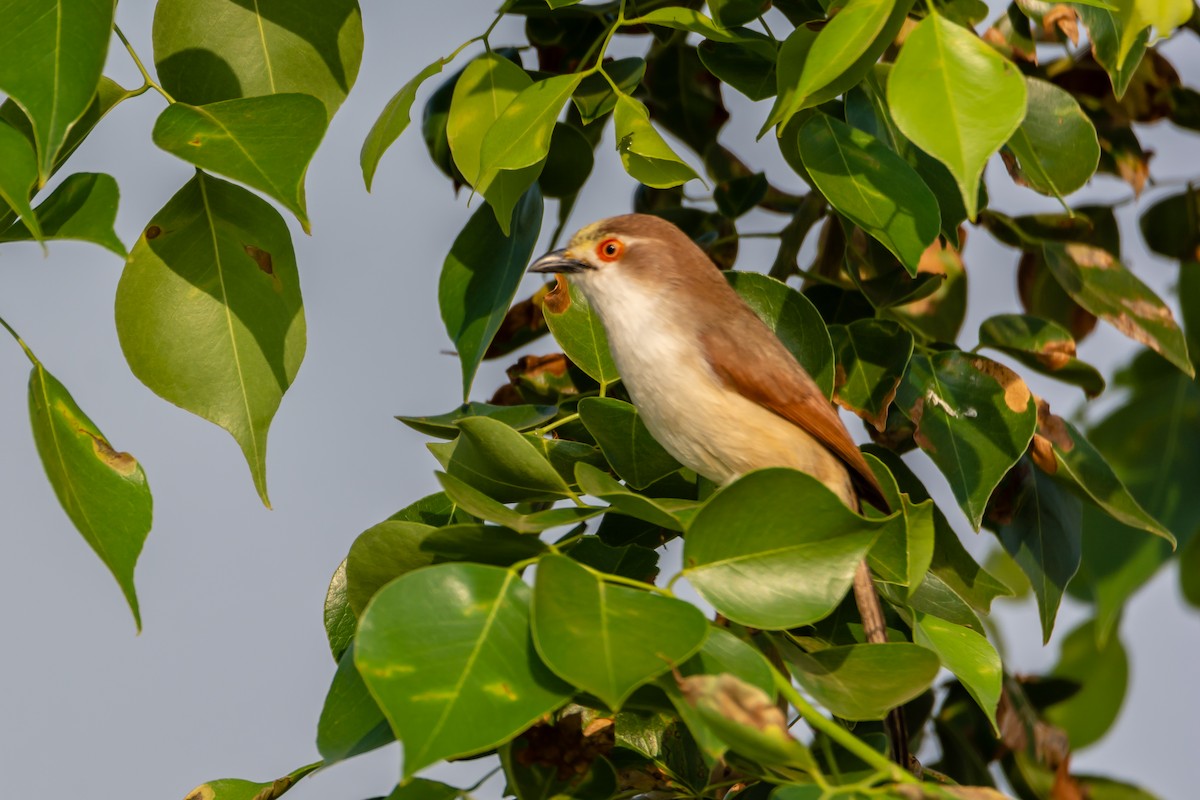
[0,172,124,255]
[1181,532,1200,608]
[543,279,619,387]
[1074,3,1149,98]
[532,554,708,708]
[447,416,572,503]
[346,520,436,616]
[578,397,681,490]
[683,468,889,629]
[0,0,113,182]
[633,8,757,43]
[540,123,594,199]
[1139,188,1200,261]
[317,645,394,763]
[992,458,1082,643]
[388,491,468,526]
[183,763,321,800]
[436,471,602,533]
[324,559,353,660]
[572,57,645,123]
[0,121,45,242]
[356,563,572,776]
[152,95,327,232]
[152,0,363,118]
[613,95,700,189]
[1042,242,1193,377]
[863,453,935,594]
[362,58,445,191]
[502,742,618,800]
[887,13,1027,220]
[439,186,543,399]
[397,402,558,439]
[420,523,548,566]
[895,352,1037,529]
[912,613,1001,733]
[977,314,1105,398]
[384,780,461,800]
[710,0,767,26]
[1043,619,1128,749]
[726,271,836,397]
[829,319,913,431]
[714,172,769,219]
[27,361,151,630]
[566,536,660,582]
[798,115,940,275]
[785,642,940,720]
[1005,78,1100,201]
[576,463,699,532]
[115,173,305,507]
[698,40,777,102]
[448,54,531,188]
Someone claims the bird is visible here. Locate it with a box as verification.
[528,212,908,764]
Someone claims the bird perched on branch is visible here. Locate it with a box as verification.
[529,212,909,765]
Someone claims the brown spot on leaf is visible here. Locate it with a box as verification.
[1122,296,1173,321]
[1031,434,1058,474]
[244,244,274,275]
[184,787,215,800]
[1036,398,1074,451]
[582,717,613,737]
[1043,5,1079,45]
[543,274,571,314]
[1036,340,1075,370]
[834,363,847,390]
[144,225,161,240]
[87,433,139,477]
[676,672,788,735]
[250,777,295,800]
[908,395,934,452]
[971,357,1031,412]
[1063,243,1115,269]
[189,136,202,147]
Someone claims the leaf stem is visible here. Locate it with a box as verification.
[536,411,581,436]
[0,314,39,366]
[583,0,627,74]
[114,24,175,104]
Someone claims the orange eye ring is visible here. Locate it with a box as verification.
[597,238,624,262]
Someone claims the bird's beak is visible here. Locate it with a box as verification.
[528,248,592,274]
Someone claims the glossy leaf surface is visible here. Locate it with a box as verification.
[913,612,1001,732]
[446,416,572,502]
[543,279,619,387]
[0,172,123,255]
[362,58,444,190]
[613,95,700,189]
[579,397,681,490]
[978,314,1104,398]
[1006,78,1099,201]
[786,642,940,720]
[830,319,913,431]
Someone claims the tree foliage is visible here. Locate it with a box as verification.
[2,0,1199,799]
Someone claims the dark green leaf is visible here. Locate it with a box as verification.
[436,471,603,533]
[1005,78,1100,201]
[0,0,113,181]
[578,397,681,490]
[710,0,767,27]
[153,0,363,117]
[152,95,327,232]
[317,645,394,763]
[355,564,572,776]
[1181,532,1200,608]
[576,463,699,532]
[785,642,940,720]
[565,536,660,582]
[543,279,620,387]
[0,121,43,241]
[830,319,913,431]
[888,14,1027,220]
[714,172,769,218]
[1139,187,1200,261]
[420,523,549,565]
[912,612,1001,732]
[977,314,1105,398]
[532,554,708,708]
[439,186,543,398]
[799,114,940,274]
[447,415,572,502]
[540,123,593,198]
[384,779,461,800]
[572,57,645,123]
[325,559,354,660]
[397,402,557,439]
[683,469,889,629]
[1075,4,1150,98]
[115,173,304,507]
[1044,619,1128,749]
[28,361,151,630]
[726,271,836,397]
[613,95,700,189]
[0,172,123,255]
[362,58,445,190]
[346,521,435,616]
[1042,241,1193,376]
[992,458,1082,643]
[698,40,777,102]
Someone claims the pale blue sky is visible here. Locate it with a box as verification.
[0,3,1196,799]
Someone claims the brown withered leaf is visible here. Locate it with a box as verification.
[1043,6,1079,44]
[1035,398,1073,451]
[675,672,789,735]
[543,274,571,314]
[1030,434,1057,474]
[494,353,579,405]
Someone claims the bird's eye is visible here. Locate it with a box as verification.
[597,238,623,262]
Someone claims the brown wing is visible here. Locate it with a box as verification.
[701,325,891,514]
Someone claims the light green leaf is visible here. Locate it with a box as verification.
[447,416,572,503]
[543,279,620,387]
[152,95,327,232]
[683,468,890,629]
[799,114,940,274]
[362,58,445,191]
[183,763,321,800]
[115,173,306,507]
[152,0,363,118]
[28,361,151,630]
[726,271,836,398]
[384,780,461,800]
[785,642,940,720]
[1042,242,1193,377]
[317,645,394,763]
[913,612,1002,733]
[436,471,603,533]
[632,7,756,43]
[0,172,124,255]
[578,397,681,490]
[0,0,113,181]
[888,13,1027,220]
[0,121,44,242]
[448,54,531,188]
[830,319,914,431]
[1044,619,1128,749]
[977,314,1105,398]
[1005,78,1100,202]
[863,452,935,595]
[613,95,700,189]
[532,554,708,708]
[345,520,436,616]
[356,563,573,776]
[576,462,700,532]
[324,559,353,660]
[398,401,558,439]
[895,353,1037,529]
[573,57,646,123]
[439,186,543,399]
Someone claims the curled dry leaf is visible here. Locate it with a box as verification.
[543,274,572,314]
[1035,398,1073,452]
[675,672,789,735]
[1042,6,1079,45]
